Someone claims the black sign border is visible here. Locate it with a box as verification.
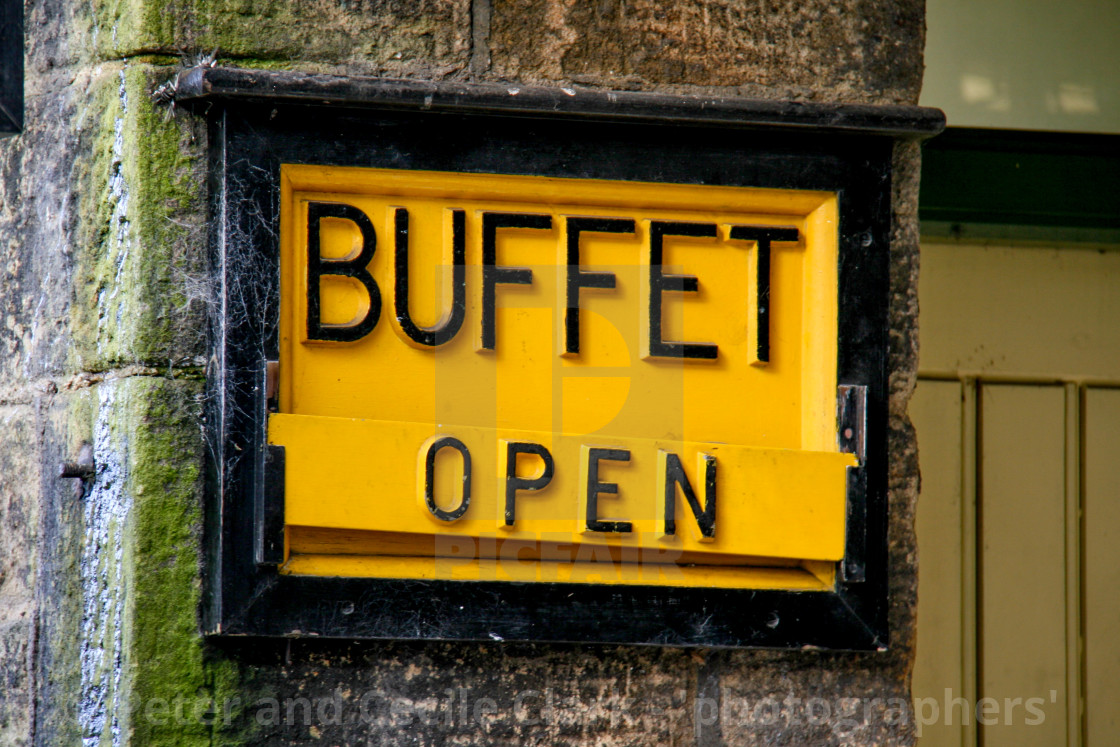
[0,0,22,135]
[189,68,942,649]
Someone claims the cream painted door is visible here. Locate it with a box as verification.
[912,240,1120,746]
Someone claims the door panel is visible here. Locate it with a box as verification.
[919,243,1120,380]
[978,385,1068,746]
[1083,388,1120,744]
[912,380,967,747]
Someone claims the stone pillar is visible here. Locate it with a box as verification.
[0,1,926,744]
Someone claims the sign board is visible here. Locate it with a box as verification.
[189,67,943,648]
[273,166,855,590]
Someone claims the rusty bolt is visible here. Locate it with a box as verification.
[59,443,95,479]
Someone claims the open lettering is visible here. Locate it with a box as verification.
[422,434,718,540]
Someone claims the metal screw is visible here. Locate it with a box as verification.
[59,444,95,479]
[59,462,95,478]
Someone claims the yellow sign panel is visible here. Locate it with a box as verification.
[271,165,855,590]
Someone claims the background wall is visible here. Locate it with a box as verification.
[0,1,927,744]
[923,0,1120,134]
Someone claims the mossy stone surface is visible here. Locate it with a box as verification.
[121,377,243,746]
[91,0,470,76]
[74,376,247,746]
[70,64,208,373]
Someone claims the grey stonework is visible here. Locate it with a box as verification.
[0,1,927,744]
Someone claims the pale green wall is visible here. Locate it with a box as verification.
[922,0,1120,133]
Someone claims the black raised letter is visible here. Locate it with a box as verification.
[662,452,716,539]
[423,436,472,522]
[564,217,634,354]
[584,447,632,533]
[393,207,467,346]
[481,212,553,350]
[727,226,800,363]
[503,441,555,526]
[306,202,381,342]
[647,221,718,359]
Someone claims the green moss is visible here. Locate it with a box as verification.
[70,64,207,372]
[133,54,182,66]
[69,67,127,370]
[58,376,251,745]
[125,66,208,360]
[90,0,470,68]
[116,377,249,745]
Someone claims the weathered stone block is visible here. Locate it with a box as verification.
[0,405,38,608]
[0,404,39,747]
[72,375,238,747]
[0,620,31,747]
[0,89,79,385]
[488,0,925,104]
[31,393,88,747]
[1,62,208,382]
[92,0,471,76]
[68,64,209,373]
[227,642,695,745]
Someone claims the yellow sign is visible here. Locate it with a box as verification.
[271,165,856,590]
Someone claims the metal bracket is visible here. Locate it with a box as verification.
[837,384,867,463]
[255,444,286,566]
[265,360,280,412]
[838,385,868,583]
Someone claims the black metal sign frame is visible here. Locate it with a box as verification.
[0,0,21,135]
[182,67,942,649]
